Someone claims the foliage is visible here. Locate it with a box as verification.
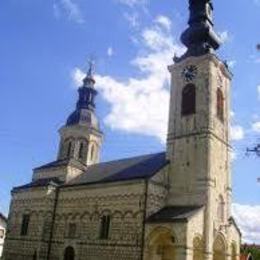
[241,244,260,259]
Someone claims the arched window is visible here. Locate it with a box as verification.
[217,195,225,222]
[182,84,196,116]
[64,246,75,260]
[78,142,84,159]
[67,142,72,158]
[99,215,110,239]
[217,88,224,121]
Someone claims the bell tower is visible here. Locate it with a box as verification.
[167,0,232,227]
[58,63,103,166]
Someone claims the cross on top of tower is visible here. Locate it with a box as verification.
[83,58,96,86]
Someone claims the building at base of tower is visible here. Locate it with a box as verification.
[3,0,241,259]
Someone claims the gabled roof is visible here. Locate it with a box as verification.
[146,206,204,223]
[14,152,169,191]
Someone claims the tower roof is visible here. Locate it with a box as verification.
[177,0,221,61]
[66,63,99,127]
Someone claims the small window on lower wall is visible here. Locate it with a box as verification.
[21,214,30,236]
[68,223,77,238]
[99,215,110,239]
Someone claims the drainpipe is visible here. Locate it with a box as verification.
[140,179,148,260]
[46,184,60,260]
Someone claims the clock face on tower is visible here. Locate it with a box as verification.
[182,65,198,82]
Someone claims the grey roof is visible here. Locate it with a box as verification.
[34,158,87,171]
[14,152,168,190]
[66,152,168,186]
[146,206,203,223]
[14,177,64,191]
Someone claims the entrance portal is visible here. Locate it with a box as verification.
[145,227,176,260]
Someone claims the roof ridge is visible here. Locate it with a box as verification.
[90,151,166,168]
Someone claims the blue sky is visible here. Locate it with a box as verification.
[1,0,260,242]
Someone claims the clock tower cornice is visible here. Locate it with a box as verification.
[169,54,233,80]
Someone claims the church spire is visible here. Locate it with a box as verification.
[66,62,98,126]
[177,0,221,61]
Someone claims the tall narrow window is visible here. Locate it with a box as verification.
[217,195,225,222]
[67,142,72,158]
[99,215,110,239]
[181,84,196,116]
[68,223,77,238]
[217,88,224,121]
[21,214,30,236]
[78,142,84,159]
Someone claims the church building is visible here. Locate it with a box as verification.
[3,0,241,259]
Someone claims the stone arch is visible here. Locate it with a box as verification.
[213,234,227,260]
[112,210,124,219]
[193,235,204,260]
[145,227,177,260]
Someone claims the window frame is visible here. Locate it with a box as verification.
[217,88,224,122]
[99,215,110,240]
[181,84,196,117]
[20,214,30,236]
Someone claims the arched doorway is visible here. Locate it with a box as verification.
[193,236,204,260]
[213,235,226,260]
[64,246,75,260]
[145,227,176,260]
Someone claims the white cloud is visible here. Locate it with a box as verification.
[257,85,260,100]
[233,203,260,243]
[227,60,237,68]
[123,12,140,28]
[72,67,85,86]
[72,16,185,142]
[54,0,85,24]
[231,125,245,141]
[252,121,260,132]
[117,0,146,7]
[155,15,172,31]
[107,47,114,57]
[219,31,230,44]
